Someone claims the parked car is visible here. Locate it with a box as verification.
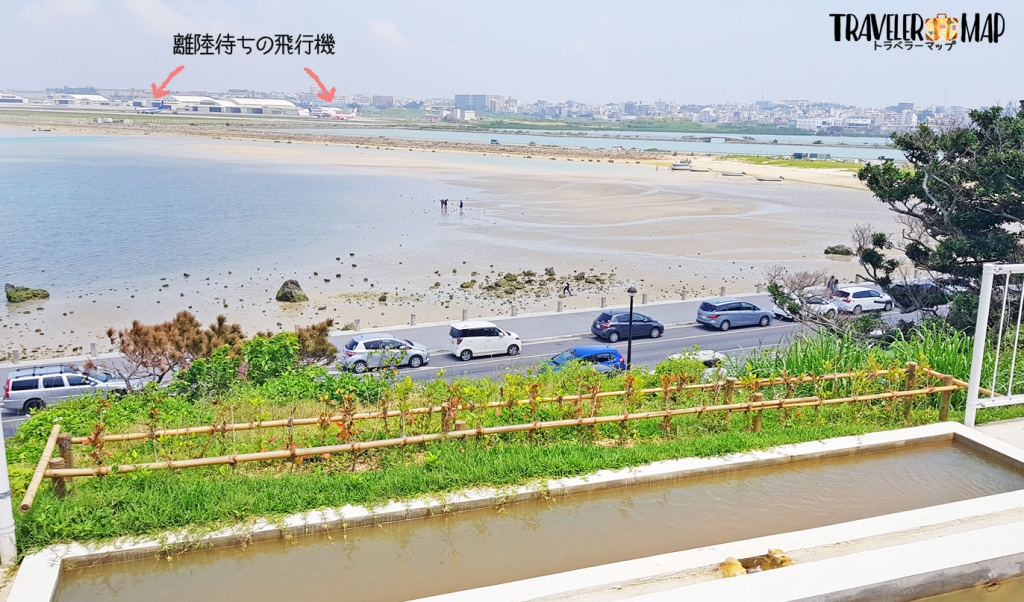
[447,321,521,361]
[547,346,626,373]
[84,369,145,390]
[591,310,664,342]
[696,298,773,331]
[665,349,728,381]
[340,333,431,373]
[890,280,950,309]
[833,286,893,314]
[771,294,838,320]
[4,366,129,413]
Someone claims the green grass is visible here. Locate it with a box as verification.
[724,155,862,171]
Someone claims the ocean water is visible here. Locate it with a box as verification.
[0,129,474,296]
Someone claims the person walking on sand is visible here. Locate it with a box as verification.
[562,281,572,296]
[459,200,464,210]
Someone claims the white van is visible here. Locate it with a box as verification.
[447,321,521,361]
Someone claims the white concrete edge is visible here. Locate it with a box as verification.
[627,520,1024,601]
[8,423,966,602]
[327,291,769,337]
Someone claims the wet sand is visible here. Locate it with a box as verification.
[1,122,894,361]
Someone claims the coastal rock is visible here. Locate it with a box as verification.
[275,280,308,303]
[5,284,50,303]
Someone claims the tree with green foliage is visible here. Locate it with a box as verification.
[856,103,1024,322]
[857,103,1024,286]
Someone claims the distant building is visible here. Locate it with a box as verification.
[372,95,394,108]
[455,94,503,112]
[162,95,308,116]
[56,94,110,106]
[0,94,26,104]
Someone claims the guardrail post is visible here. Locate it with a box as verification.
[90,342,96,356]
[681,289,687,300]
[939,375,954,421]
[756,283,763,293]
[294,324,300,333]
[354,319,361,332]
[10,350,17,364]
[720,286,726,296]
[511,305,517,317]
[601,297,606,308]
[557,300,563,312]
[462,308,468,321]
[410,314,416,326]
[904,361,918,420]
[642,293,648,305]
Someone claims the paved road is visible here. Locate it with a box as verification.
[403,321,804,382]
[324,293,778,353]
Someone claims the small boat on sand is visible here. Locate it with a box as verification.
[670,162,691,170]
[689,167,711,172]
[755,176,785,181]
[722,171,746,176]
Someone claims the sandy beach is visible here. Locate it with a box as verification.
[1,119,895,361]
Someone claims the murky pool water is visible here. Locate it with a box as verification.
[55,442,1024,602]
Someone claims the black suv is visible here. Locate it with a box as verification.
[591,310,664,342]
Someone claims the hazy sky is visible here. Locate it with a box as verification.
[1,0,1020,108]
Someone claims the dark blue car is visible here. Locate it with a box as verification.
[591,310,664,343]
[547,346,626,372]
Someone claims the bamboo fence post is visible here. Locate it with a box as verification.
[48,458,66,499]
[723,377,737,424]
[752,393,764,432]
[904,362,918,420]
[57,433,74,494]
[939,375,954,421]
[20,424,61,512]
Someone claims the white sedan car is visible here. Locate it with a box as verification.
[772,294,839,320]
[833,286,894,314]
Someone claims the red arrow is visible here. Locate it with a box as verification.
[151,65,185,99]
[303,67,336,102]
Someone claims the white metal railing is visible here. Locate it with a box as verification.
[965,262,1024,427]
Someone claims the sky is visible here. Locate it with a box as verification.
[0,0,1020,108]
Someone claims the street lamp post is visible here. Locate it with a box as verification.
[626,287,637,370]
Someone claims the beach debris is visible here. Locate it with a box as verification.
[720,558,745,578]
[275,280,308,303]
[5,284,50,303]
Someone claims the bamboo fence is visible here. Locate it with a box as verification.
[21,362,966,511]
[69,368,903,445]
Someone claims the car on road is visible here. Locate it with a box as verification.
[771,294,839,320]
[833,286,893,314]
[447,321,521,361]
[340,334,431,373]
[696,298,773,331]
[4,366,131,413]
[546,346,626,373]
[85,369,145,391]
[665,349,728,381]
[591,310,664,343]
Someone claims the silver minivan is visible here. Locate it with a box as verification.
[3,366,128,412]
[340,333,431,373]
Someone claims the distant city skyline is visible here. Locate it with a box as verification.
[1,0,1021,109]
